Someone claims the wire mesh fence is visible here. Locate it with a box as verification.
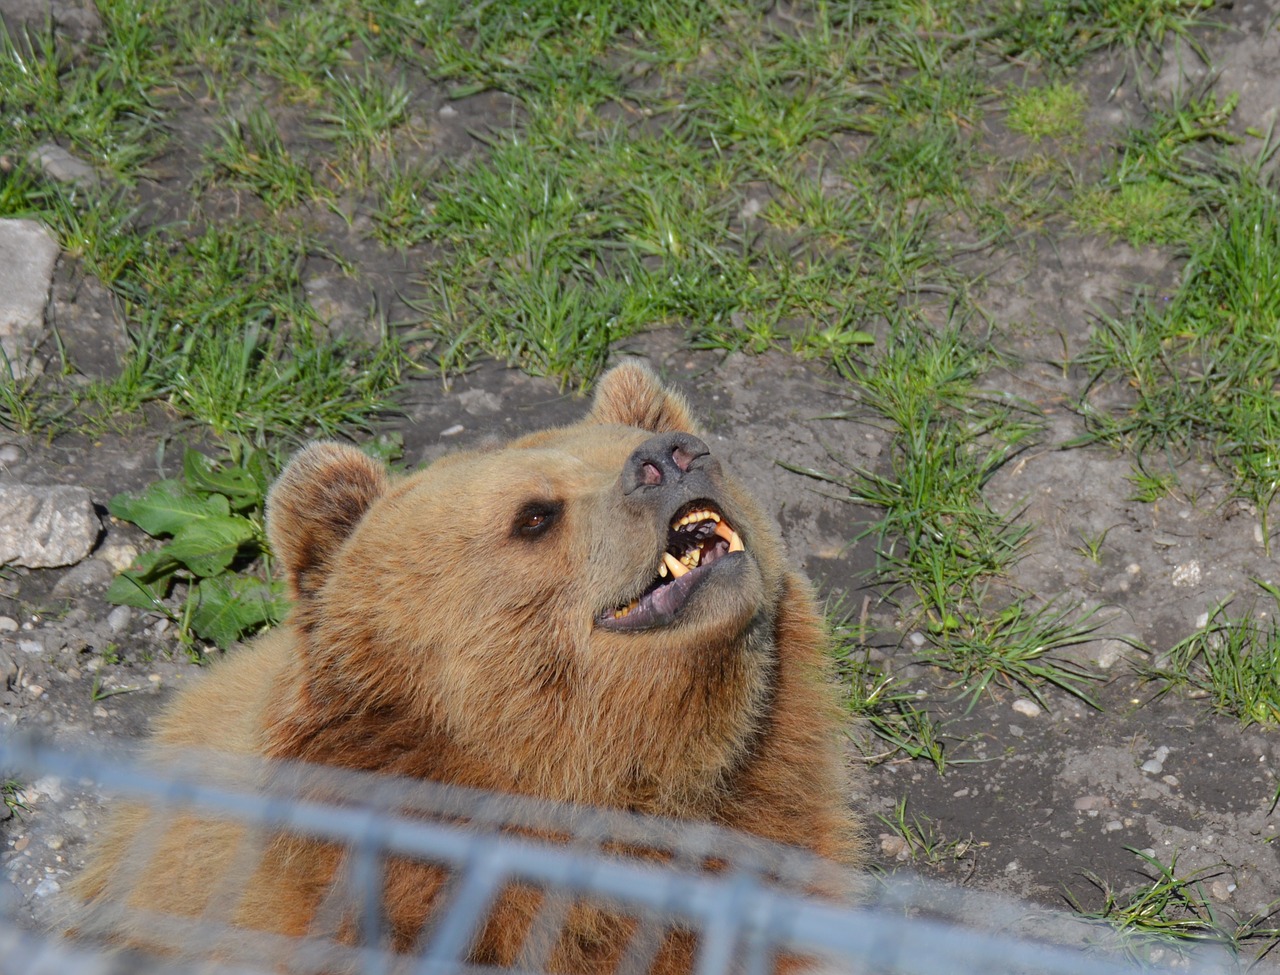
[0,732,1249,975]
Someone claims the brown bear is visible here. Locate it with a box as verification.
[72,361,860,971]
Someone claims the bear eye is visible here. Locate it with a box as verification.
[512,500,562,539]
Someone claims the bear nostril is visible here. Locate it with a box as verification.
[641,461,662,486]
[672,446,697,473]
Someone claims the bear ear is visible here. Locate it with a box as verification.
[587,361,700,434]
[266,442,389,602]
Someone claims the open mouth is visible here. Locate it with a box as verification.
[598,501,745,631]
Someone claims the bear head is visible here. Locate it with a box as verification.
[262,362,795,814]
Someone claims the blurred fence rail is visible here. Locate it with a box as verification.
[0,732,1240,975]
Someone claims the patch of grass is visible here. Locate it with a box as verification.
[1079,176,1280,540]
[1069,847,1274,964]
[1007,83,1087,145]
[1144,587,1280,726]
[203,108,321,213]
[876,796,974,867]
[2,779,26,816]
[1072,180,1196,246]
[831,613,953,772]
[794,320,1106,709]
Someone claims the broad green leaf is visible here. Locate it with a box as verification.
[182,449,265,511]
[166,516,258,577]
[105,551,179,610]
[191,576,289,649]
[109,480,230,537]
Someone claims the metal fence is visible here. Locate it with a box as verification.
[0,733,1248,975]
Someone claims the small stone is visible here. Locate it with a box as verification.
[17,638,42,655]
[1094,639,1128,669]
[44,834,64,851]
[879,834,908,858]
[0,616,16,632]
[1154,745,1170,763]
[97,542,139,573]
[0,444,20,464]
[1141,759,1163,774]
[105,605,132,635]
[438,104,459,118]
[26,684,43,698]
[1162,775,1180,787]
[908,631,926,648]
[1104,820,1123,832]
[457,389,501,416]
[1011,698,1041,718]
[61,810,88,831]
[13,835,29,853]
[1209,880,1232,902]
[1171,561,1201,587]
[740,198,764,220]
[0,483,100,568]
[1008,724,1024,738]
[441,424,465,437]
[27,144,101,190]
[50,557,115,596]
[0,218,60,379]
[1004,860,1020,873]
[1073,795,1112,811]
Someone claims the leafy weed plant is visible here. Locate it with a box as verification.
[106,448,289,652]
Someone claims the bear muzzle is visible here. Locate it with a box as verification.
[600,432,749,631]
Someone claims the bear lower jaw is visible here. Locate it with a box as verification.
[596,550,747,631]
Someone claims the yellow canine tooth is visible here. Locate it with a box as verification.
[728,529,743,553]
[662,552,689,578]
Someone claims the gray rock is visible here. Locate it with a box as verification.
[50,556,116,596]
[105,604,132,634]
[0,219,59,379]
[0,483,99,568]
[26,144,101,190]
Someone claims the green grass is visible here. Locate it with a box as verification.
[1069,847,1277,964]
[1079,172,1280,541]
[0,0,1265,724]
[1143,586,1280,727]
[796,320,1107,710]
[1007,83,1087,144]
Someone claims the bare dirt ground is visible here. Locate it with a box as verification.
[3,0,1280,970]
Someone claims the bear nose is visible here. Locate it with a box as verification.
[622,432,716,495]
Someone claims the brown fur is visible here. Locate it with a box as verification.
[73,362,860,970]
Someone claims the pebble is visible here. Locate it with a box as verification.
[1073,795,1111,811]
[1154,745,1170,763]
[1008,724,1024,738]
[44,834,64,851]
[0,444,22,464]
[1093,639,1127,669]
[1171,561,1201,587]
[105,605,132,634]
[441,424,465,437]
[12,835,29,853]
[1104,820,1123,832]
[879,834,908,859]
[1209,880,1233,901]
[1162,775,1180,787]
[26,684,43,698]
[97,542,139,573]
[17,638,43,655]
[908,631,926,647]
[1141,759,1163,774]
[0,616,16,633]
[438,104,458,118]
[1011,698,1041,718]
